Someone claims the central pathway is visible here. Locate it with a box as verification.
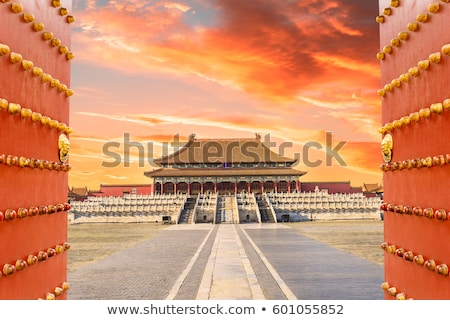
[196,224,264,299]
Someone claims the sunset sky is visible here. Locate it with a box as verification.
[68,0,383,190]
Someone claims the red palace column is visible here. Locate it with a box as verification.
[378,0,450,299]
[0,1,74,300]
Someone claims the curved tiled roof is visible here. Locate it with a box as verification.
[153,136,297,166]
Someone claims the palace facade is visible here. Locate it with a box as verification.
[144,134,307,195]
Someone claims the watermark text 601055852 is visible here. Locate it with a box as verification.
[101,132,347,168]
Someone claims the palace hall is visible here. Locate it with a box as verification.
[144,134,307,195]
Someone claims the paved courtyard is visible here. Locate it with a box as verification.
[67,224,384,300]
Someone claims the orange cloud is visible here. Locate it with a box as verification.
[72,0,380,104]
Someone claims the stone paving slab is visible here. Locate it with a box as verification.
[67,225,211,300]
[242,224,384,300]
[67,223,384,300]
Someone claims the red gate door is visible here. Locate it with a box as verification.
[0,0,74,300]
[378,0,450,299]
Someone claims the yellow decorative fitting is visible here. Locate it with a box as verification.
[0,44,10,56]
[390,0,399,7]
[376,16,384,23]
[408,66,419,76]
[407,22,419,31]
[52,0,61,7]
[419,108,431,119]
[18,157,29,168]
[57,123,67,132]
[27,255,37,266]
[399,73,410,83]
[60,8,69,16]
[430,103,443,114]
[11,3,23,14]
[22,13,35,23]
[425,259,436,271]
[397,31,408,41]
[393,120,402,129]
[378,127,387,135]
[59,46,69,54]
[49,119,59,129]
[42,31,54,41]
[0,98,8,111]
[388,287,397,296]
[381,282,390,290]
[59,134,70,163]
[400,116,410,126]
[429,52,441,64]
[54,287,64,296]
[396,293,406,300]
[65,89,74,97]
[31,112,42,122]
[62,282,70,291]
[409,112,420,122]
[418,59,430,70]
[67,15,75,23]
[382,134,393,164]
[376,52,385,60]
[8,103,21,115]
[20,108,32,119]
[441,44,450,56]
[40,116,50,126]
[391,79,401,88]
[2,264,15,276]
[416,13,429,23]
[383,8,392,16]
[436,264,449,276]
[58,83,68,93]
[45,293,56,300]
[383,45,393,54]
[32,67,43,77]
[10,52,23,64]
[21,60,34,71]
[50,78,61,88]
[383,83,393,92]
[403,251,414,261]
[51,38,62,47]
[443,99,450,110]
[33,22,45,32]
[433,154,447,168]
[428,3,440,14]
[377,89,386,97]
[384,123,394,131]
[390,38,400,47]
[66,52,75,60]
[422,157,433,168]
[42,73,52,82]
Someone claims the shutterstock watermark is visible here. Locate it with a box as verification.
[101,132,347,168]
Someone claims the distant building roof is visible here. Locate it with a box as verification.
[363,183,383,193]
[69,186,88,196]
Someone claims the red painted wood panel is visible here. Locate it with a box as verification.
[379,0,450,300]
[0,0,72,300]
